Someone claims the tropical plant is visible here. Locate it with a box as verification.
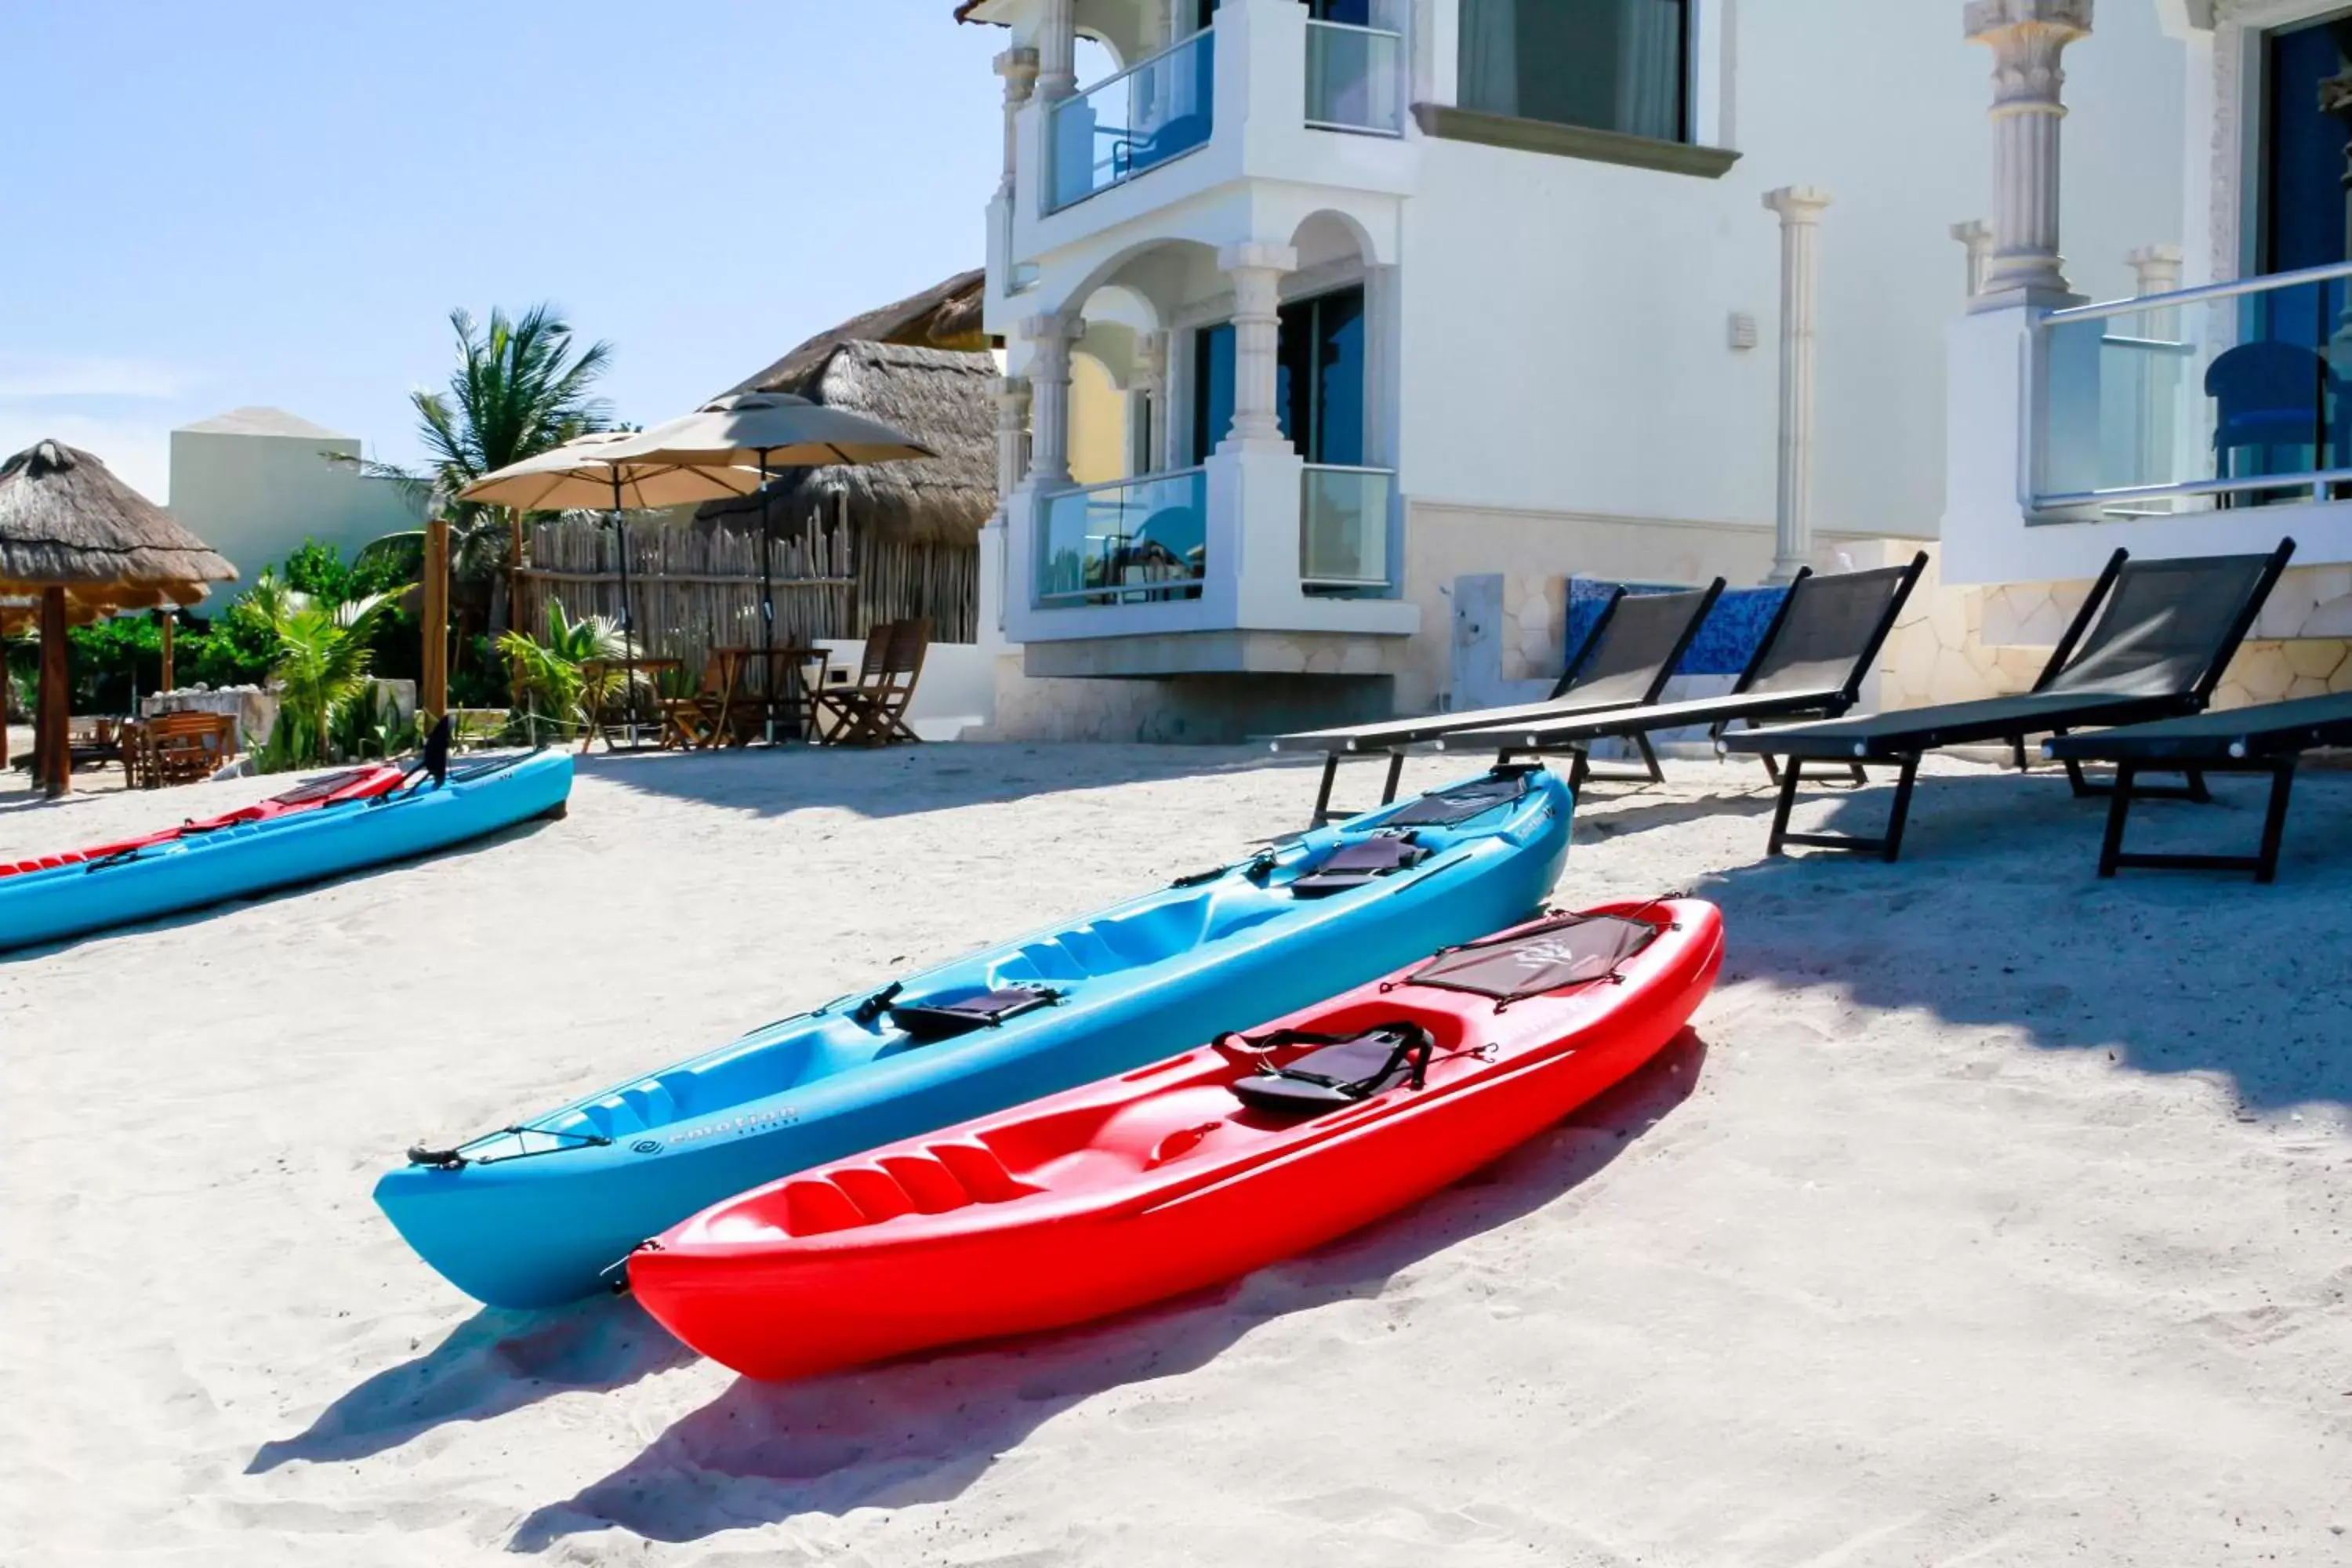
[266,586,396,767]
[495,598,634,746]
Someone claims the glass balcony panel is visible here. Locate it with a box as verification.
[1305,11,1406,136]
[1047,30,1215,212]
[1300,465,1392,592]
[2034,266,2352,513]
[1036,469,1208,608]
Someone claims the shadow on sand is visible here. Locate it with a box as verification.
[575,742,1305,822]
[248,1295,692,1474]
[1692,762,2352,1110]
[504,1028,1709,1551]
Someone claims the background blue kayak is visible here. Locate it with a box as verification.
[0,749,572,953]
[376,766,1575,1308]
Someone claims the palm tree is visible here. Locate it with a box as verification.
[412,304,615,581]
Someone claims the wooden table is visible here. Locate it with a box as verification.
[708,645,829,744]
[582,655,681,750]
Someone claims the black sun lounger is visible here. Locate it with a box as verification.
[1721,540,2296,862]
[2041,691,2352,882]
[1269,579,1724,826]
[1431,555,1929,790]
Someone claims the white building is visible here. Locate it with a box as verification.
[1941,0,2352,705]
[169,407,420,588]
[962,0,2217,740]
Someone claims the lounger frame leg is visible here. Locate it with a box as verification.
[1309,755,1339,829]
[1766,753,1921,862]
[1381,750,1406,806]
[1556,736,1661,791]
[1765,757,1804,855]
[2098,758,2298,883]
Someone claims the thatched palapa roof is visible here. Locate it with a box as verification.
[700,339,997,549]
[726,268,988,401]
[0,439,236,612]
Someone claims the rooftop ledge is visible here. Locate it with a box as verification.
[1412,104,1741,180]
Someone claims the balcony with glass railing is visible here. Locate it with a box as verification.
[1035,468,1208,607]
[2033,260,2352,514]
[1300,464,1393,590]
[1047,30,1216,213]
[1304,6,1406,136]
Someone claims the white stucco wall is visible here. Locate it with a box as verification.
[1395,0,2189,543]
[169,423,421,584]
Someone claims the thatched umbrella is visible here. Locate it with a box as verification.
[0,440,234,796]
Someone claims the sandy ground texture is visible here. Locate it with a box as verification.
[3,739,2348,1567]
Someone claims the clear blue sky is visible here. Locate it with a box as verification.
[0,1,1004,503]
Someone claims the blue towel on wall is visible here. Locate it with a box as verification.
[1563,578,1788,680]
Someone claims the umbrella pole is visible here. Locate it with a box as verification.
[612,475,639,749]
[759,452,776,744]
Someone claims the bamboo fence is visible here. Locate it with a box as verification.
[515,506,976,684]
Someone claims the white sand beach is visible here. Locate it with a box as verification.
[3,742,2347,1566]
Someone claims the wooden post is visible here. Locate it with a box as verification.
[507,506,525,631]
[421,516,452,722]
[38,586,70,798]
[158,608,176,693]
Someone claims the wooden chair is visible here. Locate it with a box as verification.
[138,711,234,787]
[659,654,737,751]
[813,619,929,747]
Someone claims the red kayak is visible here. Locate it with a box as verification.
[631,897,1724,1381]
[0,764,408,879]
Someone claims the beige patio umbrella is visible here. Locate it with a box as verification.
[0,439,235,795]
[608,393,933,736]
[461,433,767,743]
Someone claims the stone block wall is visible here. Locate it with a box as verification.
[1873,551,2352,712]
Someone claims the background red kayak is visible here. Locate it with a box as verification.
[0,764,407,879]
[632,898,1725,1381]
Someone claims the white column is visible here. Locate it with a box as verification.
[1965,0,2093,310]
[1763,187,1833,585]
[1131,331,1167,475]
[1951,219,1995,298]
[1217,241,1297,452]
[2128,241,2182,298]
[1022,314,1083,488]
[2129,244,2184,492]
[993,376,1033,503]
[1037,0,1078,101]
[996,47,1040,195]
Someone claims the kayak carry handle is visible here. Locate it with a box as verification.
[851,982,904,1025]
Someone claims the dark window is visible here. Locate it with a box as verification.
[1191,285,1367,466]
[1278,285,1367,466]
[1457,0,1690,143]
[1191,322,1236,464]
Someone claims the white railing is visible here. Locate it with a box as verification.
[1047,29,1215,213]
[1305,15,1406,136]
[1036,468,1208,607]
[2032,258,2352,513]
[1300,464,1392,590]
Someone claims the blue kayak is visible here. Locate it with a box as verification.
[0,747,572,953]
[376,764,1573,1308]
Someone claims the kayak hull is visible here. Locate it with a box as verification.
[376,768,1575,1309]
[0,750,572,953]
[0,763,407,881]
[630,898,1722,1381]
